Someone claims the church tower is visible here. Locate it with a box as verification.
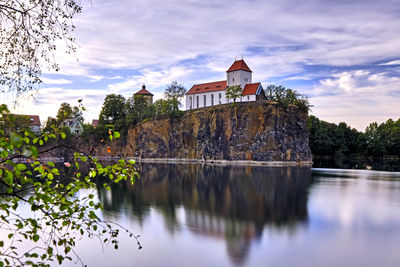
[226,59,252,89]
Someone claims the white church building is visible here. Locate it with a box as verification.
[185,59,265,110]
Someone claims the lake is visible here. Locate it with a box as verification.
[67,163,400,267]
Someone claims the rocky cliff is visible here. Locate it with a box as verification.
[93,102,312,165]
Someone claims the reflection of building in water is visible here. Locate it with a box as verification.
[98,163,312,266]
[186,209,256,265]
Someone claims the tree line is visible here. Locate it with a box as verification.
[308,115,400,160]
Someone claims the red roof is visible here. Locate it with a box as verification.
[226,59,252,73]
[134,88,153,96]
[186,80,227,95]
[242,83,261,96]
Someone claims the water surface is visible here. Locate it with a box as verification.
[68,164,400,266]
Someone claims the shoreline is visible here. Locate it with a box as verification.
[120,157,313,167]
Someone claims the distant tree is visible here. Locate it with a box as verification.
[153,99,174,116]
[164,81,186,113]
[364,119,400,157]
[43,116,58,132]
[126,95,149,125]
[99,94,126,127]
[226,85,242,103]
[55,102,82,126]
[308,115,366,159]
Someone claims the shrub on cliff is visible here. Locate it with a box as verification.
[265,85,311,112]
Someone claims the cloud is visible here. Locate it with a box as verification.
[107,66,194,94]
[4,0,400,128]
[7,88,109,124]
[379,60,400,66]
[41,77,73,85]
[311,69,400,130]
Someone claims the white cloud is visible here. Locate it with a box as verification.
[311,70,400,130]
[4,0,400,127]
[107,66,194,94]
[41,77,73,85]
[379,60,400,65]
[7,88,109,125]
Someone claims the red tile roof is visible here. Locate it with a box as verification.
[134,88,153,96]
[242,83,261,96]
[186,80,227,95]
[226,59,252,73]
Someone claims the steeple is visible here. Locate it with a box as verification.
[226,59,252,88]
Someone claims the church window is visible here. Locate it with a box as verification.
[190,96,192,109]
[211,94,214,106]
[196,96,199,108]
[204,95,206,107]
[247,95,250,100]
[232,78,235,82]
[219,93,221,98]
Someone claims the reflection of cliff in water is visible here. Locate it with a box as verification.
[97,163,312,265]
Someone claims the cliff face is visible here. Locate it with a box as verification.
[99,102,311,164]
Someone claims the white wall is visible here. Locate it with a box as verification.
[186,90,258,110]
[227,70,252,89]
[186,91,228,110]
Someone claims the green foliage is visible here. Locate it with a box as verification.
[0,112,31,135]
[308,115,365,158]
[153,99,174,117]
[0,1,82,95]
[55,102,82,125]
[265,84,311,112]
[365,119,400,157]
[0,104,140,266]
[308,115,400,161]
[164,81,186,113]
[126,95,149,125]
[226,85,242,103]
[99,94,127,127]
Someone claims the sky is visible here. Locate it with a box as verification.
[3,0,400,131]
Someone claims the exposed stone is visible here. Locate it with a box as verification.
[94,101,312,165]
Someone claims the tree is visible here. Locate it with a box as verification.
[43,117,58,132]
[55,102,82,126]
[1,2,141,264]
[153,99,174,117]
[226,85,242,103]
[0,113,31,135]
[126,95,148,125]
[164,81,186,113]
[0,1,82,95]
[98,94,126,127]
[0,104,141,266]
[265,84,311,112]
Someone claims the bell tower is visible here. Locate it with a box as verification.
[226,59,252,89]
